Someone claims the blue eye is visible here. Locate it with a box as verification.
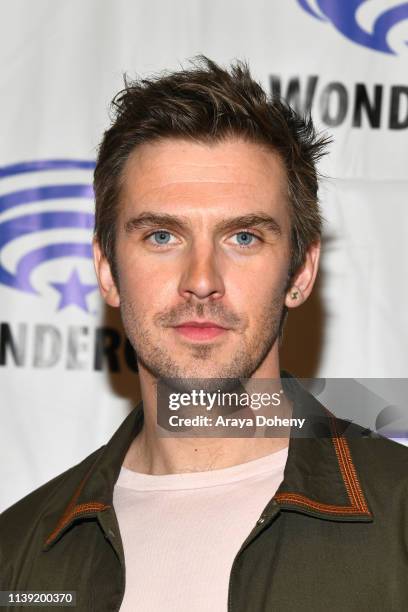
[234,231,257,247]
[148,230,172,245]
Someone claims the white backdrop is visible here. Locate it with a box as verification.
[1,0,407,511]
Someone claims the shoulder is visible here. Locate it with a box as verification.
[338,421,408,503]
[0,445,105,553]
[347,430,408,479]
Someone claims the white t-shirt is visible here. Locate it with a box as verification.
[113,447,288,612]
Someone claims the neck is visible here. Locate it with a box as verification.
[123,358,290,475]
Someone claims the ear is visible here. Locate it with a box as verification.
[92,238,120,308]
[285,241,320,309]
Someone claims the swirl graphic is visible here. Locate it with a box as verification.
[0,160,97,312]
[298,0,408,55]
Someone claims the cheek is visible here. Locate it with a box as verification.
[228,248,290,294]
[118,258,176,314]
[227,272,286,312]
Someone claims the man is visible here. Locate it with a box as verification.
[1,57,408,611]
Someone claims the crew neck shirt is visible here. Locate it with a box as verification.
[113,446,288,611]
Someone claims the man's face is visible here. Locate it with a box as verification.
[97,137,295,380]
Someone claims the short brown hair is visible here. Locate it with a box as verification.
[94,56,329,285]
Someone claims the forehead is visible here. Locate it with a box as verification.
[120,137,289,222]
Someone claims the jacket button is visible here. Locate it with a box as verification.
[257,517,265,525]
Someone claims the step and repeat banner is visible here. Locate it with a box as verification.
[1,0,407,510]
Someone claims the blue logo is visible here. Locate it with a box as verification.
[298,0,408,55]
[0,159,97,313]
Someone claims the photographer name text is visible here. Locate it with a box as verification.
[168,415,306,429]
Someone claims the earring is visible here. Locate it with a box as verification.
[290,287,300,300]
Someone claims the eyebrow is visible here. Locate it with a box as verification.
[124,212,282,237]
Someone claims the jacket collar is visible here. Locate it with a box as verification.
[42,405,144,551]
[272,373,373,521]
[43,373,372,550]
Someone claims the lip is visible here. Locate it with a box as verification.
[173,321,228,341]
[175,320,227,328]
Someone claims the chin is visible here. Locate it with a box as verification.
[173,367,226,380]
[159,373,243,396]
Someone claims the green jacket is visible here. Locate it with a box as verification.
[1,375,408,611]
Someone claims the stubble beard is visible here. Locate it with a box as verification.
[120,290,285,388]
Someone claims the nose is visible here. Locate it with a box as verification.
[178,241,225,302]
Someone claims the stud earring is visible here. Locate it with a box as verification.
[290,287,300,300]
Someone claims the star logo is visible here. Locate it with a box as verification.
[50,268,98,313]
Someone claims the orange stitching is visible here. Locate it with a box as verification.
[323,408,360,506]
[274,408,371,517]
[330,417,368,512]
[45,502,110,545]
[328,412,369,512]
[45,454,106,546]
[331,424,361,509]
[274,492,370,515]
[332,438,354,505]
[338,435,370,513]
[335,436,361,507]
